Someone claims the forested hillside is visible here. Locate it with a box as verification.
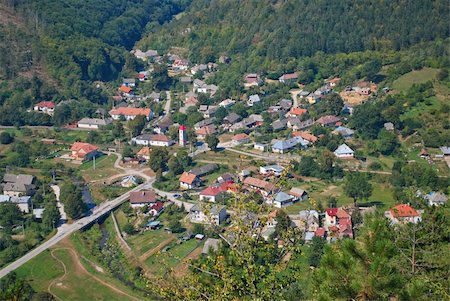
[140,0,449,65]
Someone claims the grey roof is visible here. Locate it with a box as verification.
[275,192,294,202]
[248,94,261,103]
[0,195,31,204]
[440,147,450,155]
[202,238,220,254]
[3,174,35,185]
[190,204,225,215]
[149,92,161,99]
[262,165,284,173]
[123,78,136,84]
[190,164,219,177]
[193,79,206,87]
[425,192,448,205]
[334,126,354,137]
[195,118,215,129]
[78,118,112,126]
[272,137,308,150]
[272,119,288,130]
[384,122,394,131]
[278,99,293,110]
[180,76,192,83]
[334,143,354,155]
[224,113,241,124]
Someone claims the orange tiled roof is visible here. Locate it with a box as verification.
[110,107,151,117]
[179,172,197,185]
[390,204,419,218]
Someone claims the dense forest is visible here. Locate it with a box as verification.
[0,0,190,90]
[140,0,449,65]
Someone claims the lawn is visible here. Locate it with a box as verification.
[15,248,137,301]
[127,227,174,256]
[392,67,439,92]
[145,239,200,275]
[400,96,440,121]
[15,250,65,292]
[79,154,119,182]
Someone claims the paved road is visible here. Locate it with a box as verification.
[0,181,152,279]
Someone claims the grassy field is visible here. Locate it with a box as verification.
[15,247,138,301]
[392,67,439,92]
[127,227,174,256]
[145,239,200,275]
[79,154,119,182]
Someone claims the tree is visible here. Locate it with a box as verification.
[168,156,184,175]
[344,172,373,204]
[111,121,125,139]
[42,201,60,230]
[0,203,22,231]
[128,115,146,136]
[377,129,399,155]
[214,106,228,122]
[60,182,85,220]
[122,146,134,158]
[151,64,171,90]
[275,210,292,234]
[205,135,219,151]
[0,272,35,301]
[32,292,56,301]
[122,223,135,235]
[296,156,318,177]
[0,132,14,144]
[308,236,325,267]
[168,219,184,233]
[148,148,169,172]
[322,93,344,116]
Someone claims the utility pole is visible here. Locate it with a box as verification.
[93,155,96,170]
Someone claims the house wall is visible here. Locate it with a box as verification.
[3,190,23,197]
[78,123,99,130]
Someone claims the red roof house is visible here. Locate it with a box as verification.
[70,142,99,161]
[129,190,157,208]
[179,172,201,189]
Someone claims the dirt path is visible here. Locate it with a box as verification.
[139,237,175,262]
[48,242,142,301]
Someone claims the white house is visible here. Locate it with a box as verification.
[0,195,31,213]
[384,204,422,224]
[199,185,227,203]
[190,204,227,225]
[288,188,308,201]
[247,94,261,107]
[77,118,112,130]
[109,107,152,121]
[334,143,354,158]
[179,172,201,190]
[132,134,174,147]
[33,101,55,115]
[259,165,284,176]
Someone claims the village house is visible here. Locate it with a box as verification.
[384,122,395,131]
[136,147,151,161]
[259,165,284,177]
[190,164,218,177]
[148,202,164,217]
[297,210,320,232]
[218,98,235,108]
[33,101,55,115]
[273,191,295,208]
[286,107,308,118]
[0,195,32,213]
[129,190,157,208]
[316,115,340,127]
[327,77,341,87]
[324,208,353,239]
[179,172,201,189]
[244,73,262,88]
[172,59,190,71]
[292,131,318,143]
[334,143,354,158]
[189,204,227,225]
[287,118,314,131]
[333,126,354,139]
[2,174,36,197]
[199,105,218,118]
[196,124,217,140]
[254,143,268,152]
[121,175,139,188]
[288,187,308,201]
[194,118,215,131]
[77,118,112,130]
[133,49,158,61]
[385,204,422,224]
[232,133,250,145]
[132,134,174,147]
[423,191,448,206]
[247,94,261,107]
[109,107,152,121]
[199,185,228,203]
[118,85,134,97]
[243,177,276,197]
[272,137,308,154]
[153,119,173,134]
[70,142,101,162]
[272,119,288,131]
[122,78,136,87]
[279,72,298,84]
